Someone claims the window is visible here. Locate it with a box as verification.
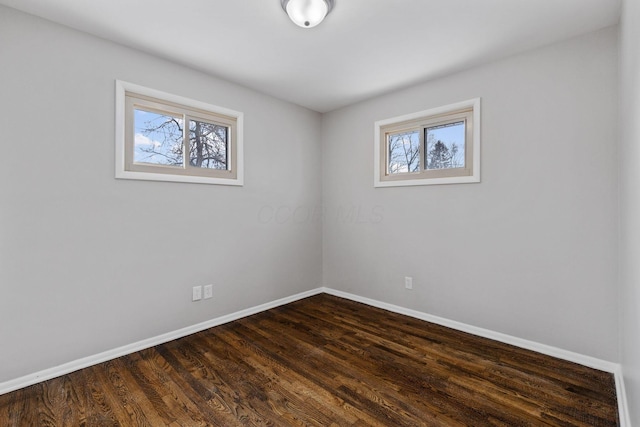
[374,98,480,187]
[115,80,243,185]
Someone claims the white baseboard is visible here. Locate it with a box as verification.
[0,286,630,427]
[321,287,631,427]
[613,365,632,427]
[0,288,324,396]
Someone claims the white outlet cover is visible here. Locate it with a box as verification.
[405,277,413,290]
[204,284,213,299]
[192,286,202,301]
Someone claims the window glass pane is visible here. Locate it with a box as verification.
[388,130,420,174]
[189,120,228,170]
[134,108,184,167]
[425,121,465,170]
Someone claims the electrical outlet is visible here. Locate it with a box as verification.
[405,276,413,290]
[204,284,213,299]
[192,285,202,301]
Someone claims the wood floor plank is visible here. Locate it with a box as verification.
[0,294,620,426]
[219,321,373,425]
[271,305,541,424]
[72,365,121,426]
[195,330,340,425]
[154,342,254,426]
[294,295,619,424]
[239,311,469,425]
[215,328,418,425]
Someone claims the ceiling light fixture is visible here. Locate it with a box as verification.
[281,0,334,28]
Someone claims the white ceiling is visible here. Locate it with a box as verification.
[0,0,621,112]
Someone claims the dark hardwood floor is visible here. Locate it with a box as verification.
[0,294,619,426]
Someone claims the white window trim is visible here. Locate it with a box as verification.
[374,98,481,187]
[115,80,244,186]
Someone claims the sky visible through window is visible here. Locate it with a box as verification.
[134,109,228,170]
[388,120,465,174]
[388,130,420,174]
[134,109,184,167]
[425,121,465,170]
[188,119,228,170]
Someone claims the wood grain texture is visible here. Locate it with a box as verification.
[0,294,619,426]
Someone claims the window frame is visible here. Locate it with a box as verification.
[374,98,480,187]
[115,80,244,186]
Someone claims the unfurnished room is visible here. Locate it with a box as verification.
[0,0,639,425]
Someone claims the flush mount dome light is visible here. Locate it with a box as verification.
[281,0,334,28]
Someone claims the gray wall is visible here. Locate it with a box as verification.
[620,0,640,423]
[0,6,323,383]
[322,28,619,361]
